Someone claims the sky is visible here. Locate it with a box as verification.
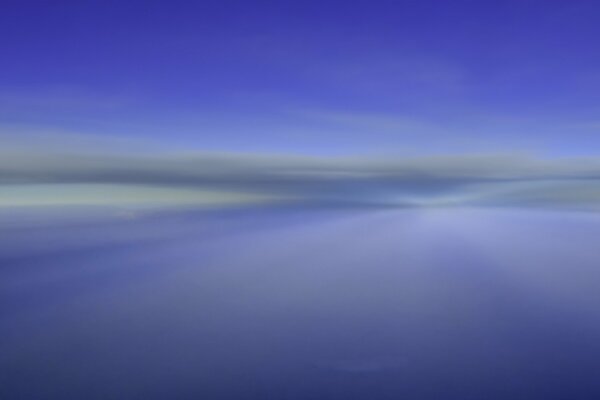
[1,0,600,208]
[2,0,600,155]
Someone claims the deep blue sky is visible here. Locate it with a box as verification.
[2,0,600,155]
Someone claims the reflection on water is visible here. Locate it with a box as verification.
[2,207,600,399]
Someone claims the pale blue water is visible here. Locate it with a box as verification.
[2,207,600,399]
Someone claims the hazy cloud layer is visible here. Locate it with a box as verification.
[2,145,600,210]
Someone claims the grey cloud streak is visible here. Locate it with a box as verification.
[2,149,600,210]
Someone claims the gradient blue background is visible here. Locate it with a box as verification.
[2,1,600,399]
